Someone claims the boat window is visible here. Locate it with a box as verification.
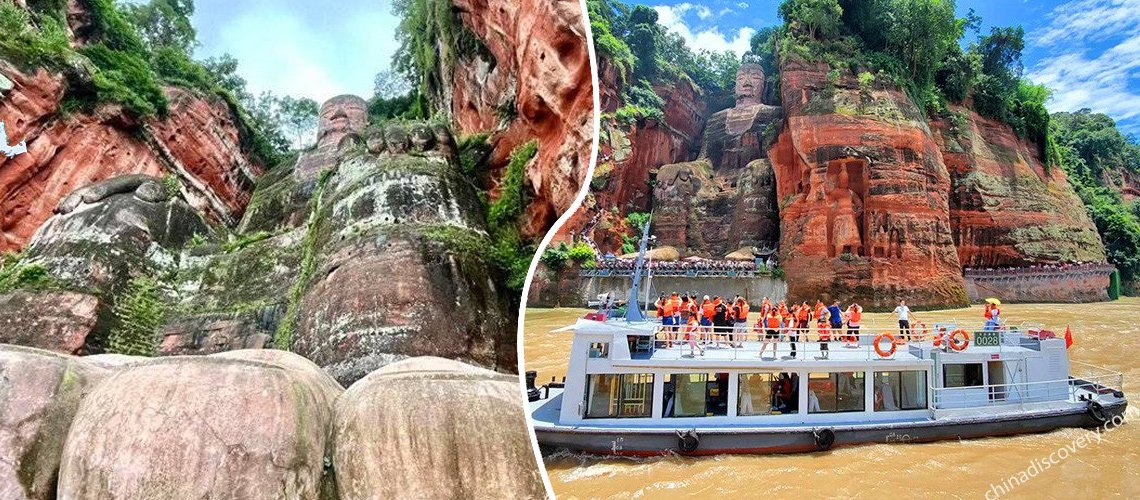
[738,373,789,416]
[873,371,928,410]
[588,342,609,359]
[585,373,654,418]
[943,363,984,388]
[664,373,728,417]
[808,372,865,413]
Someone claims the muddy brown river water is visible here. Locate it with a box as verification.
[522,299,1140,499]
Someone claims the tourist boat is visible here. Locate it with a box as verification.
[526,223,1127,456]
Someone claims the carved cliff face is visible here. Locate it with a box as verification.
[316,95,368,149]
[734,63,766,107]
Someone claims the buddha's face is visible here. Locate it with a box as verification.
[735,64,766,106]
[317,96,368,147]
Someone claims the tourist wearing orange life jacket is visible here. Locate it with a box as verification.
[759,309,781,359]
[731,297,747,347]
[816,307,832,359]
[759,296,772,318]
[699,295,714,343]
[845,302,864,347]
[683,313,704,357]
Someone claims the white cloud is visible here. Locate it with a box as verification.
[654,4,755,56]
[1026,0,1140,133]
[195,0,400,103]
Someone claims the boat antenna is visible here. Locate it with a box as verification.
[626,215,653,322]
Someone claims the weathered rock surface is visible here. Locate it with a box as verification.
[58,355,336,500]
[653,63,781,257]
[933,106,1106,267]
[449,0,593,238]
[0,291,99,354]
[331,357,545,499]
[770,61,967,308]
[0,345,108,500]
[291,120,512,386]
[0,62,263,252]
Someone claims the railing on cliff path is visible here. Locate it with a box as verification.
[963,263,1116,281]
[580,267,774,279]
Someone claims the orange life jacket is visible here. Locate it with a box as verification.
[739,303,749,320]
[796,306,810,322]
[662,300,676,316]
[668,297,681,314]
[818,322,832,341]
[849,307,863,324]
[765,315,780,329]
[702,301,715,319]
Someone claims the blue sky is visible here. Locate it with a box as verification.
[176,0,1139,135]
[643,0,1140,135]
[186,0,401,103]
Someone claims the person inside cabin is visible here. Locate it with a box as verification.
[732,297,748,348]
[845,302,864,348]
[808,388,822,413]
[817,307,832,359]
[773,372,795,412]
[893,299,913,341]
[874,378,899,411]
[759,308,781,359]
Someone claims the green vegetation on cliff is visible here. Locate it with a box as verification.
[1051,110,1140,293]
[392,0,489,114]
[0,0,304,167]
[767,0,1056,162]
[108,275,163,356]
[588,0,741,118]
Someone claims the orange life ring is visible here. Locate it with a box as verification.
[874,333,897,357]
[949,329,970,351]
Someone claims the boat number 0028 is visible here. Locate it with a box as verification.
[885,432,913,443]
[974,330,1001,347]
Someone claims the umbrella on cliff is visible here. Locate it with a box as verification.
[985,297,1002,305]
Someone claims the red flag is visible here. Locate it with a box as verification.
[1064,325,1074,349]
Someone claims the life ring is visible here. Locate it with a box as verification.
[874,333,897,357]
[813,428,836,450]
[1087,401,1108,424]
[677,429,700,453]
[948,329,970,351]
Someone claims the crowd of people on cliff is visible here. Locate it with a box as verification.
[963,261,1115,276]
[648,293,1003,359]
[593,258,764,273]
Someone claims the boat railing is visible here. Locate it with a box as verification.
[929,363,1123,409]
[640,321,1053,362]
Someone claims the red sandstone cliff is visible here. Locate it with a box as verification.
[767,61,968,308]
[932,106,1106,268]
[0,64,263,252]
[561,60,708,249]
[448,0,594,239]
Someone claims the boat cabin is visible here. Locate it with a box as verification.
[557,322,1075,427]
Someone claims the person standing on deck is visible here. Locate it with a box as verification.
[683,311,704,357]
[893,299,913,341]
[827,300,844,342]
[700,295,714,344]
[759,309,781,359]
[733,297,748,347]
[845,302,864,348]
[816,307,832,359]
[713,297,730,348]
